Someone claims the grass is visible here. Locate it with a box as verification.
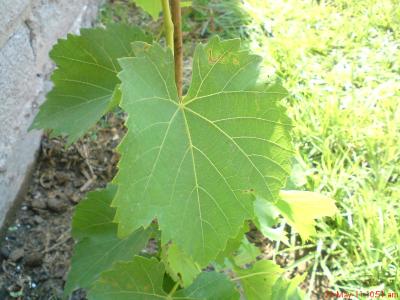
[100,0,400,295]
[239,0,400,294]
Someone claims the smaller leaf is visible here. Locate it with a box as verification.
[161,243,201,287]
[181,1,192,7]
[176,272,240,300]
[236,260,306,300]
[215,223,249,265]
[254,197,288,245]
[108,84,122,111]
[285,159,307,189]
[90,256,239,300]
[233,239,261,266]
[30,24,151,144]
[277,190,338,240]
[89,257,166,300]
[235,260,283,300]
[271,274,306,300]
[64,186,152,297]
[134,0,162,20]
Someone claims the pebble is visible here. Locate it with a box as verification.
[0,246,10,259]
[31,198,47,210]
[32,215,44,224]
[46,198,68,213]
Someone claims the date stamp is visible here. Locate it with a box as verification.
[324,290,399,299]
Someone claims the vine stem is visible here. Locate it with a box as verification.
[161,0,174,51]
[167,282,180,297]
[170,0,183,100]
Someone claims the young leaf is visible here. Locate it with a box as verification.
[277,190,338,240]
[233,238,261,266]
[134,0,191,18]
[175,272,240,300]
[254,197,289,245]
[134,0,162,20]
[161,243,201,287]
[215,222,249,265]
[89,257,167,300]
[89,256,239,299]
[271,274,306,300]
[180,1,192,8]
[64,186,153,296]
[30,25,151,143]
[235,260,283,300]
[114,37,293,267]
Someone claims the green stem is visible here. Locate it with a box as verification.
[162,0,174,51]
[167,282,180,298]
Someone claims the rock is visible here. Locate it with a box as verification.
[0,246,10,259]
[46,198,67,213]
[25,252,43,268]
[32,215,43,224]
[9,248,24,262]
[31,198,47,210]
[68,192,81,204]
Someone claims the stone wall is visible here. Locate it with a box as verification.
[0,0,101,227]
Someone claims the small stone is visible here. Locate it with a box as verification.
[0,246,10,259]
[46,198,68,213]
[32,215,43,224]
[31,198,47,210]
[68,193,81,204]
[9,248,24,262]
[25,252,43,268]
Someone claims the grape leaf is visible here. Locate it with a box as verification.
[233,238,261,266]
[134,0,162,20]
[254,197,288,244]
[133,0,192,18]
[175,272,240,300]
[215,222,249,265]
[64,186,152,296]
[235,260,283,300]
[162,243,201,287]
[89,256,239,300]
[271,274,306,300]
[114,37,293,267]
[30,24,151,143]
[277,190,338,240]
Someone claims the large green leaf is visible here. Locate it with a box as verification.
[64,186,153,296]
[89,256,239,300]
[30,24,151,143]
[114,37,293,266]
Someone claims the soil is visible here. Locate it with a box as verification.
[0,113,126,300]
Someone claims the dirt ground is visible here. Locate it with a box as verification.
[0,113,126,300]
